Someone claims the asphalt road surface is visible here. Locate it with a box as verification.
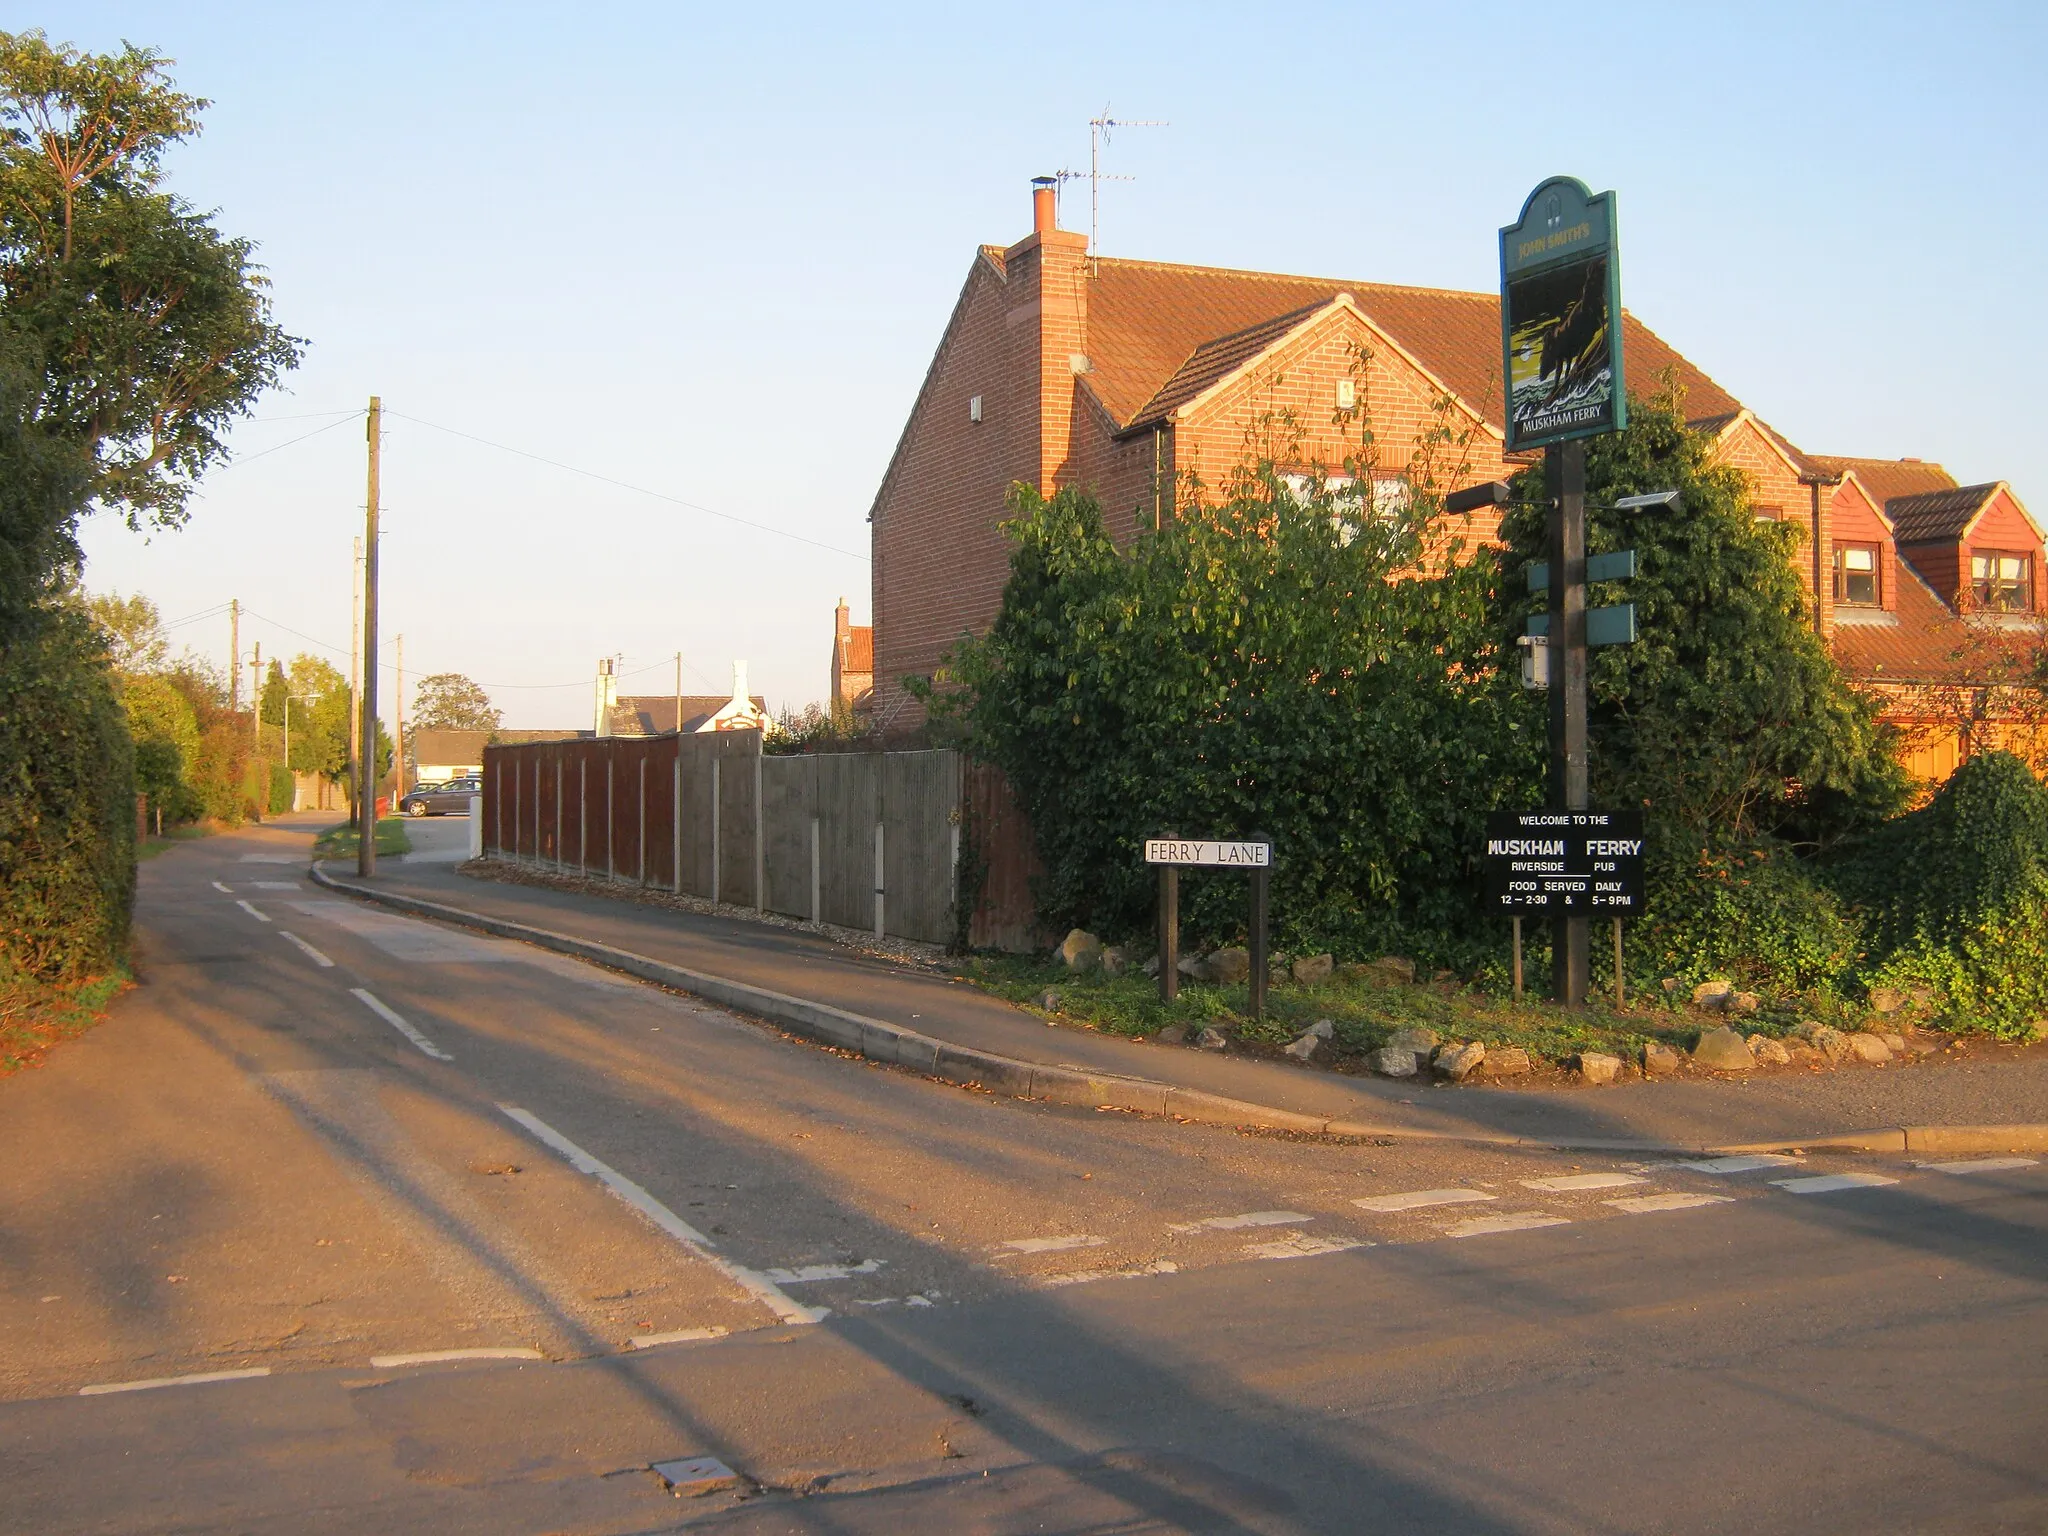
[2,816,2044,1534]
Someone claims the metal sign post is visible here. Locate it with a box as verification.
[1143,837,1274,1014]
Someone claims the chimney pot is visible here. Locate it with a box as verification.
[1031,176,1058,235]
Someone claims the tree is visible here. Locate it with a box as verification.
[412,672,501,733]
[0,30,301,634]
[83,588,165,674]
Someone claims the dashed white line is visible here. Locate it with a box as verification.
[996,1234,1106,1255]
[498,1105,823,1327]
[369,1348,544,1368]
[1354,1188,1496,1213]
[1772,1172,1901,1195]
[1523,1172,1648,1192]
[80,1367,269,1396]
[1678,1154,1799,1174]
[252,881,302,891]
[210,881,233,894]
[350,988,453,1060]
[1606,1192,1735,1215]
[1441,1212,1571,1239]
[1919,1157,2038,1174]
[278,930,334,968]
[1168,1210,1311,1233]
[629,1327,729,1350]
[1244,1234,1368,1261]
[761,1260,885,1284]
[1041,1261,1180,1287]
[235,899,271,923]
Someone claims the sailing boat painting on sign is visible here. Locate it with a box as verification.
[1498,177,1626,451]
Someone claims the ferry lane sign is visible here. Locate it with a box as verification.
[1483,810,1644,915]
[1144,838,1272,868]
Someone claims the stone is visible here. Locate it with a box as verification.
[1197,1026,1229,1052]
[1434,1041,1485,1080]
[1177,953,1207,979]
[1661,976,1682,994]
[1692,979,1733,1007]
[1748,1034,1792,1066]
[1100,945,1128,978]
[1908,986,1936,1009]
[1205,947,1251,985]
[1476,1046,1532,1078]
[1869,986,1907,1015]
[1692,1026,1756,1071]
[1283,1033,1321,1061]
[1811,1025,1853,1063]
[1059,928,1104,972]
[1881,1032,1907,1055]
[1370,1046,1418,1078]
[1576,1051,1622,1085]
[1782,1040,1824,1068]
[1731,992,1761,1015]
[1364,956,1417,985]
[1155,1024,1187,1045]
[1791,1019,1824,1041]
[1291,953,1335,986]
[1386,1026,1440,1056]
[1141,955,1161,977]
[1642,1041,1683,1076]
[1036,988,1061,1012]
[1901,1033,1939,1057]
[1849,1032,1892,1064]
[1309,1018,1335,1039]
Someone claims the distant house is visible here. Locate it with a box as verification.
[612,662,769,735]
[831,598,873,715]
[411,727,585,784]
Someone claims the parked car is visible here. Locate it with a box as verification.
[399,775,482,817]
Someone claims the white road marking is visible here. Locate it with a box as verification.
[350,988,453,1060]
[237,853,297,863]
[1441,1212,1571,1239]
[1919,1157,2038,1174]
[210,881,233,893]
[1041,1261,1180,1287]
[629,1327,729,1350]
[852,1294,937,1309]
[1354,1188,1496,1213]
[1244,1234,1369,1261]
[995,1234,1107,1255]
[235,899,271,924]
[761,1260,885,1284]
[1523,1172,1647,1192]
[80,1367,270,1396]
[498,1105,823,1327]
[368,1348,545,1368]
[1772,1172,1901,1195]
[1168,1210,1312,1233]
[251,881,301,890]
[1677,1154,1799,1174]
[278,931,335,968]
[1606,1192,1735,1215]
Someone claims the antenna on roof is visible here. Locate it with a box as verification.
[1055,106,1167,271]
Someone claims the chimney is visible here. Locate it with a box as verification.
[1031,175,1058,234]
[835,597,851,646]
[731,659,748,705]
[594,657,617,738]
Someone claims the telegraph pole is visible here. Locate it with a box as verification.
[250,641,263,745]
[357,396,381,876]
[349,537,362,827]
[1547,439,1591,1008]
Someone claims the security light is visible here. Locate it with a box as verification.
[1612,489,1680,510]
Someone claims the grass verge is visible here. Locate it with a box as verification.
[0,966,131,1074]
[137,824,213,860]
[313,817,412,860]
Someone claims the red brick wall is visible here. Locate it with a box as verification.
[1964,489,2046,611]
[1828,476,1896,614]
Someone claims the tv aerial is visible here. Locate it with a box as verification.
[1053,106,1167,266]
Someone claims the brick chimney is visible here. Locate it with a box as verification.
[1004,176,1091,494]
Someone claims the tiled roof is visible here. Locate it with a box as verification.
[412,727,582,764]
[614,695,767,735]
[1887,483,2000,545]
[1125,302,1331,430]
[839,625,874,673]
[1081,256,1744,434]
[1831,560,1963,684]
[1807,455,1957,508]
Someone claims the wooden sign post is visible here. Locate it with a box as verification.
[1143,836,1275,1015]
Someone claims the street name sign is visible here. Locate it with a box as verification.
[1145,839,1272,867]
[1483,810,1644,915]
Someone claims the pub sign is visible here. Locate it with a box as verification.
[1499,177,1626,451]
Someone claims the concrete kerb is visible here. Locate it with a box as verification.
[306,865,2048,1161]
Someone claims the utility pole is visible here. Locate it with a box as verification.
[229,599,241,715]
[394,633,406,802]
[349,537,362,827]
[1547,439,1591,1008]
[357,396,381,876]
[250,641,263,745]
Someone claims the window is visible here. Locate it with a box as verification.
[1752,504,1783,523]
[1972,550,2032,611]
[1833,544,1879,606]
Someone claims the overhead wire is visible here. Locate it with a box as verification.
[236,605,673,690]
[216,410,365,470]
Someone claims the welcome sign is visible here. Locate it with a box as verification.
[1499,178,1626,451]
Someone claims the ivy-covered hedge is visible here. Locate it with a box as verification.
[0,606,136,983]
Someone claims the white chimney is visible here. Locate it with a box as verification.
[594,657,618,737]
[730,659,748,705]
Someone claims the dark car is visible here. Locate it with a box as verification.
[399,775,482,817]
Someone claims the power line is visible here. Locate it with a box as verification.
[218,410,365,470]
[246,407,367,423]
[236,605,674,690]
[384,409,868,562]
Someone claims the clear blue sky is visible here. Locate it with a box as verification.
[53,0,2046,728]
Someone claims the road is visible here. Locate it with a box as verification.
[2,813,2044,1533]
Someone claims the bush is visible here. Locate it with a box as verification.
[0,605,135,982]
[1633,838,1858,994]
[267,759,294,814]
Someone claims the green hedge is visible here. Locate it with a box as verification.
[0,606,136,983]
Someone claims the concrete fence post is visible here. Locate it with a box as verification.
[672,752,683,895]
[810,816,821,925]
[754,752,765,914]
[873,821,885,940]
[468,795,482,860]
[711,757,722,906]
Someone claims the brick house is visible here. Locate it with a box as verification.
[830,598,873,716]
[870,181,2044,776]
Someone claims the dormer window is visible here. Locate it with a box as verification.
[1972,551,2032,612]
[1833,543,1880,606]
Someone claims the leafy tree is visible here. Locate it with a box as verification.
[121,671,198,815]
[412,671,501,733]
[0,29,301,634]
[83,588,165,674]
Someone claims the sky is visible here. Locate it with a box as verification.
[46,0,2048,729]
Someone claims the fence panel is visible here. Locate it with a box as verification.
[965,760,1042,952]
[815,754,878,931]
[761,756,816,920]
[714,731,760,907]
[882,750,960,945]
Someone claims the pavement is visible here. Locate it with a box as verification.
[329,820,2048,1154]
[6,813,2047,1533]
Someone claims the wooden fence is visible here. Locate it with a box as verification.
[480,734,1044,950]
